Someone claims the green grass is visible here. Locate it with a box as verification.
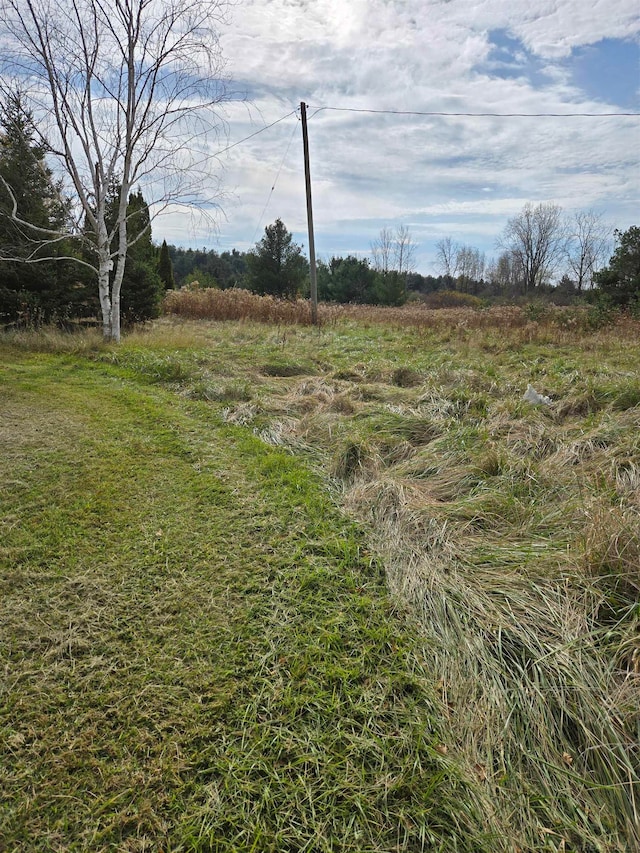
[0,349,492,852]
[2,314,639,851]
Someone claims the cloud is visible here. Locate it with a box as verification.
[154,0,639,274]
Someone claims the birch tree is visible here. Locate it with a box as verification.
[455,245,485,293]
[0,0,228,341]
[370,227,394,274]
[435,236,459,282]
[394,225,417,276]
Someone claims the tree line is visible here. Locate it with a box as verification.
[0,0,638,337]
[165,212,639,310]
[434,203,616,298]
[0,88,637,326]
[166,221,415,307]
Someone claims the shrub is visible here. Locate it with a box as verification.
[422,290,485,309]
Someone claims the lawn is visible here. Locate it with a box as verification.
[1,307,638,851]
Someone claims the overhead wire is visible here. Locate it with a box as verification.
[212,109,298,158]
[250,111,301,244]
[308,105,640,119]
[200,101,636,247]
[206,103,638,166]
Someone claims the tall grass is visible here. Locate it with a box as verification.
[344,477,639,850]
[163,287,332,325]
[0,324,105,354]
[3,309,639,850]
[162,287,640,338]
[192,314,638,851]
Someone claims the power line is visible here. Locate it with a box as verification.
[205,103,637,164]
[213,110,298,157]
[251,114,301,244]
[309,105,640,119]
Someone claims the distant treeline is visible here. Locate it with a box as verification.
[168,246,248,290]
[167,244,487,300]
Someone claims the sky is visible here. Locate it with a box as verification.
[153,0,640,276]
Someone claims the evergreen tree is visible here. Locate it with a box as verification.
[0,90,88,324]
[158,239,175,289]
[121,190,163,323]
[245,219,308,298]
[166,246,248,289]
[101,185,163,324]
[374,271,407,306]
[219,249,247,288]
[317,256,378,303]
[594,226,640,308]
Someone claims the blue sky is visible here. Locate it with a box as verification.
[153,0,640,276]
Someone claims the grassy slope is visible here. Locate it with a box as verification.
[0,351,490,852]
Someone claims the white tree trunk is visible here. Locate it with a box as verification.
[108,195,130,344]
[97,247,113,341]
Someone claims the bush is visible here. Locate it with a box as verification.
[586,295,618,330]
[422,290,485,309]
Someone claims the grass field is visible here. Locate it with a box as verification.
[1,305,639,851]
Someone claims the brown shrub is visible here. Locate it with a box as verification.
[422,290,485,309]
[162,290,640,343]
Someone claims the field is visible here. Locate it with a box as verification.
[1,302,639,852]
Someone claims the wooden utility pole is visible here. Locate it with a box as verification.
[300,102,318,325]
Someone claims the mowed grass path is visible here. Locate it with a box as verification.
[0,354,488,852]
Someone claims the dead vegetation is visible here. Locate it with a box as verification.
[163,286,640,338]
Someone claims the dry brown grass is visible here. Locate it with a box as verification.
[207,319,640,850]
[162,289,640,346]
[163,288,339,325]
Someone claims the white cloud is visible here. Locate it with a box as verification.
[153,0,640,274]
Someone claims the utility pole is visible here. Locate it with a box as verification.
[300,102,318,325]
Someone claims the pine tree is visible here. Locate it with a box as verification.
[82,183,163,325]
[245,219,308,299]
[119,189,164,323]
[0,90,85,324]
[594,226,640,308]
[374,271,407,306]
[158,239,175,290]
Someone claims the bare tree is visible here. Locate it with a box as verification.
[487,250,522,294]
[564,210,611,292]
[434,238,485,292]
[456,245,485,293]
[394,224,417,276]
[0,0,228,341]
[435,236,460,282]
[371,225,417,276]
[499,202,566,293]
[370,226,394,274]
